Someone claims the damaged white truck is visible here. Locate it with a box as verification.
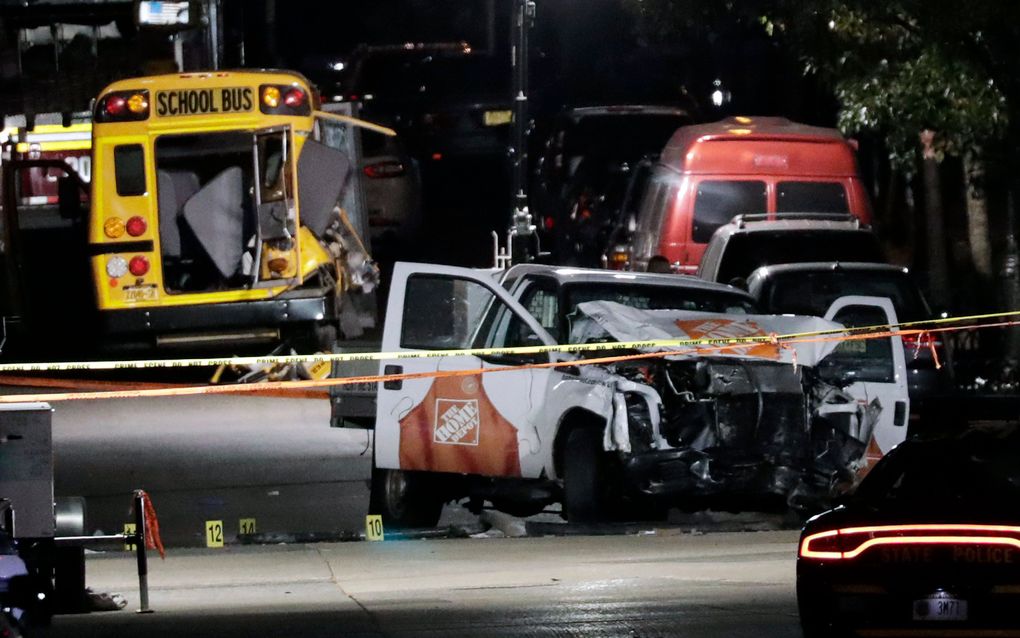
[336,263,909,526]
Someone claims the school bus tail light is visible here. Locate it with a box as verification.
[128,255,150,277]
[125,216,148,237]
[106,256,129,278]
[96,90,150,123]
[259,84,311,115]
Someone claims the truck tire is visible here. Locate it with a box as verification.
[563,427,605,523]
[369,467,442,529]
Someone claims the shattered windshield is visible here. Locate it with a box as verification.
[564,283,755,317]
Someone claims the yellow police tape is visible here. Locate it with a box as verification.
[0,309,1014,404]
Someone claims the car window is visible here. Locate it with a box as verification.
[633,176,677,262]
[693,180,767,243]
[715,231,884,283]
[518,280,561,341]
[401,274,496,349]
[818,305,894,383]
[776,181,849,213]
[764,271,928,321]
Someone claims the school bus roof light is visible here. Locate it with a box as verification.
[284,88,307,108]
[259,84,312,116]
[262,86,281,109]
[127,93,149,115]
[96,90,150,123]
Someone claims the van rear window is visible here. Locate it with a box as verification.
[777,181,848,213]
[693,181,766,243]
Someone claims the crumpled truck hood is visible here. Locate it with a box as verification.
[571,300,845,367]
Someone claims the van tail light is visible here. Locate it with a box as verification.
[542,216,555,231]
[608,246,630,270]
[128,255,150,277]
[363,161,406,179]
[800,524,1020,561]
[902,333,945,364]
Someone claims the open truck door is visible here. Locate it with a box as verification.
[821,295,910,467]
[371,262,558,526]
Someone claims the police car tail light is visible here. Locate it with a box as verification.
[800,524,1020,561]
[97,90,150,122]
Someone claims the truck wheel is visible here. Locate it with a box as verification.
[369,467,442,529]
[563,427,605,523]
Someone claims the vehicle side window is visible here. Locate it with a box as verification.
[518,280,560,342]
[401,275,496,350]
[821,305,894,383]
[114,144,146,196]
[692,180,766,243]
[776,181,849,213]
[634,175,677,261]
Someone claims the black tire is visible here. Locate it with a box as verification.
[369,467,443,529]
[563,427,606,523]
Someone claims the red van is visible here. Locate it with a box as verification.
[628,116,872,273]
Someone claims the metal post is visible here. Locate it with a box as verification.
[133,491,153,614]
[509,0,536,264]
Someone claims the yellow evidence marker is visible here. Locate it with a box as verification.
[365,514,384,541]
[123,523,136,551]
[206,520,225,548]
[239,518,257,535]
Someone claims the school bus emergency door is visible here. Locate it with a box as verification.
[89,71,373,348]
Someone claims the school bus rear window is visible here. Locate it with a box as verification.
[114,145,146,196]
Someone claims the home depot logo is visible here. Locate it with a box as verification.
[674,318,780,360]
[433,399,480,446]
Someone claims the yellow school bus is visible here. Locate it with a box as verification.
[90,70,386,350]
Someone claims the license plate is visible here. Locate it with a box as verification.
[155,86,255,117]
[123,285,158,302]
[483,110,512,126]
[913,592,968,621]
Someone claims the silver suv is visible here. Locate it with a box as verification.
[696,213,884,284]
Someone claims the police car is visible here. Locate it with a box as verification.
[797,426,1020,636]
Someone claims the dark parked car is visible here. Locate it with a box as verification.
[697,214,885,284]
[746,262,952,424]
[797,426,1020,637]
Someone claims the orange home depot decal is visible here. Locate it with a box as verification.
[674,318,780,360]
[399,373,522,477]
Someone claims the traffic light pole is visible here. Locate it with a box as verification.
[509,0,536,264]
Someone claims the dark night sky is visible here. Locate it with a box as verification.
[258,0,834,124]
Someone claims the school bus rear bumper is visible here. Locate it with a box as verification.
[101,291,334,336]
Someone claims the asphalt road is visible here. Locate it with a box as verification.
[37,531,803,638]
